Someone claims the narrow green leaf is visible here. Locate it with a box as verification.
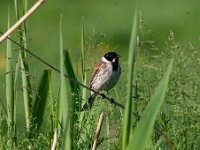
[23,0,28,14]
[64,50,80,149]
[56,88,62,129]
[78,17,87,138]
[64,50,80,110]
[14,0,32,137]
[122,11,138,150]
[19,54,31,134]
[126,59,173,150]
[6,4,16,148]
[64,51,80,92]
[81,17,87,103]
[59,14,71,150]
[32,69,51,130]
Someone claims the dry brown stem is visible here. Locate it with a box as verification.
[0,0,45,43]
[51,128,58,150]
[92,112,104,150]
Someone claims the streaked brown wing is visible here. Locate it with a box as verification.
[89,61,104,89]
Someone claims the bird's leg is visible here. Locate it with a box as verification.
[101,93,106,99]
[110,98,114,104]
[98,91,106,99]
[99,91,109,99]
[106,91,114,104]
[100,91,115,104]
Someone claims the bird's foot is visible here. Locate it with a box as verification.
[110,98,114,104]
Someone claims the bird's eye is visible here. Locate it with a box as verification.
[106,54,110,59]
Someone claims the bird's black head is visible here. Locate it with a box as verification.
[104,51,119,62]
[103,51,120,71]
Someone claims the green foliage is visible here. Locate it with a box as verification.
[64,50,80,111]
[122,11,138,150]
[6,4,16,148]
[14,0,33,137]
[59,14,71,150]
[127,59,173,150]
[81,17,87,104]
[1,1,200,149]
[64,50,80,149]
[32,69,51,131]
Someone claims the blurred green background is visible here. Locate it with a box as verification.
[0,0,200,60]
[0,1,200,148]
[0,0,200,105]
[0,0,200,101]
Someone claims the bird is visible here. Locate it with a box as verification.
[82,51,121,110]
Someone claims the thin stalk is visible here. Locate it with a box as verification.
[19,54,31,135]
[6,4,16,148]
[79,16,87,132]
[81,16,87,103]
[106,113,110,150]
[51,128,58,150]
[122,11,138,149]
[0,0,44,43]
[59,14,71,150]
[92,112,104,150]
[14,0,33,137]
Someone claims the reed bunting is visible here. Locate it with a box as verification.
[83,51,121,110]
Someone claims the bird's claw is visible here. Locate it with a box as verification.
[110,98,114,104]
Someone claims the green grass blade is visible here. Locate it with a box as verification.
[14,0,32,137]
[122,11,138,150]
[64,50,80,110]
[59,14,71,150]
[64,50,80,148]
[19,54,31,135]
[106,114,110,150]
[64,51,80,92]
[81,17,87,103]
[56,88,62,129]
[23,0,28,14]
[78,17,87,141]
[14,0,20,23]
[48,79,54,139]
[6,4,16,147]
[32,69,51,131]
[14,59,19,125]
[64,50,80,132]
[126,59,173,150]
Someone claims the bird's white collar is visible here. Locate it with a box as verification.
[102,57,110,63]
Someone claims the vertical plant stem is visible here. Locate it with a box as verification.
[59,14,71,150]
[6,3,16,148]
[92,112,104,150]
[14,0,33,137]
[19,54,32,135]
[51,128,58,150]
[0,0,44,43]
[122,10,138,149]
[78,17,87,144]
[106,113,110,150]
[81,16,87,103]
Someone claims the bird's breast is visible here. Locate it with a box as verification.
[103,64,121,90]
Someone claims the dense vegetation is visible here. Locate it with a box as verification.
[0,0,200,149]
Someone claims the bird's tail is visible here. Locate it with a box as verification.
[81,93,96,111]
